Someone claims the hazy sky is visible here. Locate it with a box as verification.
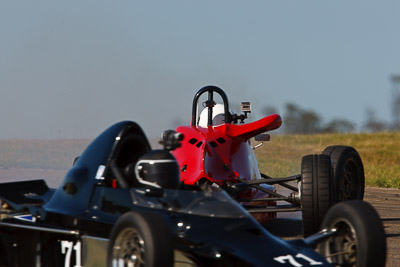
[0,1,399,139]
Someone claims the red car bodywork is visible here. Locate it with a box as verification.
[172,96,282,222]
[173,114,282,185]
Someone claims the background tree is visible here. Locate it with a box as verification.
[362,107,387,132]
[261,102,358,134]
[391,74,400,130]
[283,103,322,134]
[321,119,356,133]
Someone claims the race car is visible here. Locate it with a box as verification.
[172,86,366,236]
[0,120,386,266]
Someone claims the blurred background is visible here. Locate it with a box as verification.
[1,1,400,139]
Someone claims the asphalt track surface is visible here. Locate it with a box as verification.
[265,186,400,267]
[1,168,399,266]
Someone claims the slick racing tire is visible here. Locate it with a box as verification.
[301,154,333,237]
[107,211,173,267]
[319,200,386,267]
[322,146,365,201]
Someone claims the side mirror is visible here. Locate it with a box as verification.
[253,134,270,149]
[254,134,270,142]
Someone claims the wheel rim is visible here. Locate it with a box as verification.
[112,227,145,267]
[340,158,360,200]
[322,218,357,266]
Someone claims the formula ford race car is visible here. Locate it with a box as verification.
[172,86,367,236]
[0,109,386,266]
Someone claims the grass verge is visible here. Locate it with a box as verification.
[0,133,398,188]
[255,132,400,188]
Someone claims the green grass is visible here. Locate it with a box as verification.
[255,132,400,188]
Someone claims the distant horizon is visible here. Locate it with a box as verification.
[1,1,399,138]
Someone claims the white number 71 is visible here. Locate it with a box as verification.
[274,253,323,266]
[61,240,82,267]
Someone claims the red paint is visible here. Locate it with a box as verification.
[172,114,282,222]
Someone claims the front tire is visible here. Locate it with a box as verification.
[322,146,365,201]
[107,211,173,267]
[301,154,333,237]
[319,200,386,267]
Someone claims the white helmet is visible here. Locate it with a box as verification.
[198,103,230,127]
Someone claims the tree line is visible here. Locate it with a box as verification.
[259,75,400,134]
[262,101,397,135]
[172,75,400,134]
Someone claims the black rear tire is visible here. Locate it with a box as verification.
[322,145,365,201]
[319,200,386,267]
[107,211,173,267]
[301,154,333,237]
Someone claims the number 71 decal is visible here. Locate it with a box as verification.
[274,253,323,266]
[61,240,82,267]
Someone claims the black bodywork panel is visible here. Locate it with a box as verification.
[0,121,331,266]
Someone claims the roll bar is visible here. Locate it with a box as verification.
[191,85,231,127]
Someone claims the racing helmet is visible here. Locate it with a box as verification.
[198,103,231,127]
[135,149,180,189]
